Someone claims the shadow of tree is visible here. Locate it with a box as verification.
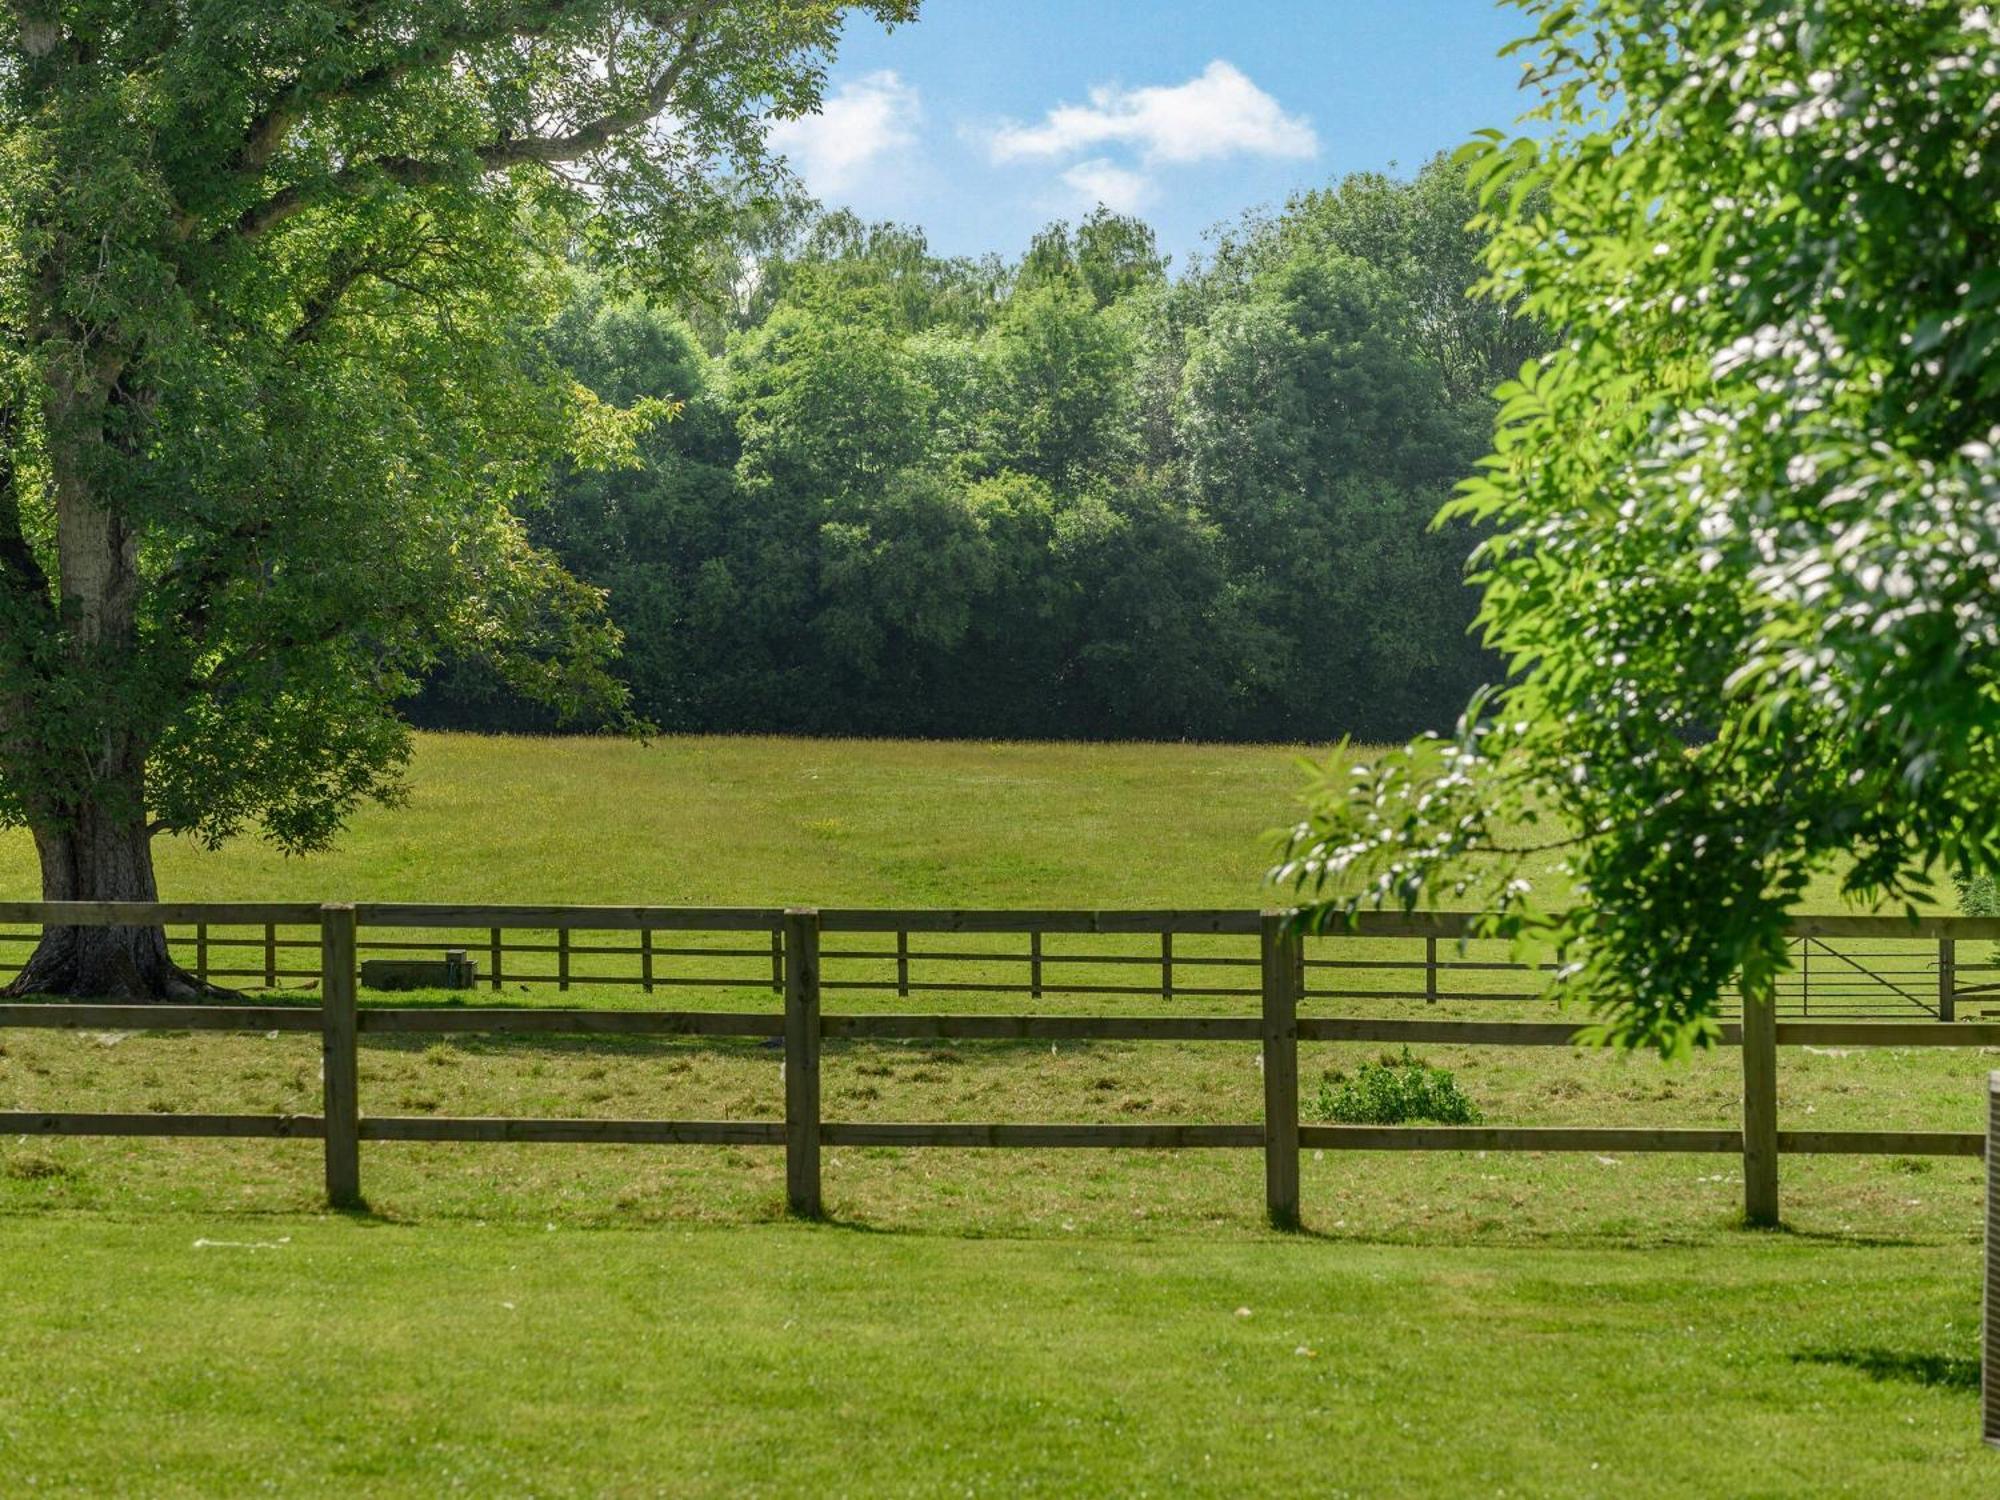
[1794,1346,1980,1392]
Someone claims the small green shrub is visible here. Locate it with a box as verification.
[1951,872,2000,967]
[1952,868,2000,916]
[1955,871,2000,917]
[1309,1049,1482,1126]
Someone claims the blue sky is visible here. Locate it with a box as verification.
[767,0,1536,268]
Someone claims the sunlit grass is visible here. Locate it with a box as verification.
[0,1217,1988,1498]
[0,732,1343,907]
[0,733,1991,1494]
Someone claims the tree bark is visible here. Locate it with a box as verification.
[5,380,214,999]
[0,285,220,997]
[4,792,219,999]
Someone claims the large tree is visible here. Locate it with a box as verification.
[0,0,913,996]
[1277,0,1998,1053]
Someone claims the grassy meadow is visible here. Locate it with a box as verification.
[1,732,1994,1495]
[0,733,1330,908]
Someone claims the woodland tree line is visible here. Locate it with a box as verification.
[415,156,1548,742]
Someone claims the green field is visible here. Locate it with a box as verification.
[1,733,1994,1496]
[0,729,1876,910]
[0,733,1330,909]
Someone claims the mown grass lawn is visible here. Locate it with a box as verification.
[0,1217,1986,1498]
[0,733,1995,1495]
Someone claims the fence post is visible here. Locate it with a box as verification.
[489,927,503,992]
[1260,912,1301,1230]
[1984,1070,1999,1448]
[1424,934,1439,1004]
[784,908,822,1219]
[558,927,571,993]
[1741,985,1780,1228]
[1941,937,1957,1024]
[896,929,909,1000]
[1030,930,1043,1000]
[264,923,277,990]
[1161,932,1174,1002]
[320,903,362,1210]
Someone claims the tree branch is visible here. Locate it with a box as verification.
[229,1,600,179]
[285,234,455,345]
[232,154,451,240]
[471,8,720,168]
[224,1,726,243]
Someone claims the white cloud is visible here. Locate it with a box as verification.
[1060,158,1154,214]
[769,71,921,195]
[990,61,1318,167]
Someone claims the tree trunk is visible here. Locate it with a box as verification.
[4,794,218,1000]
[0,328,217,999]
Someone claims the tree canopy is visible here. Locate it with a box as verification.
[1277,0,2000,1053]
[0,1,914,994]
[417,157,1542,743]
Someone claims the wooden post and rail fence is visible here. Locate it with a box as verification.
[1986,1069,1999,1450]
[0,903,1998,1227]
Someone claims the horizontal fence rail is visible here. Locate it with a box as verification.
[0,903,1996,1223]
[0,904,1985,1018]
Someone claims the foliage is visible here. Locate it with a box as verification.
[1276,0,2000,1054]
[1950,868,2000,969]
[0,1,915,904]
[1308,1048,1482,1126]
[1176,243,1494,737]
[417,155,1541,742]
[1952,871,2000,920]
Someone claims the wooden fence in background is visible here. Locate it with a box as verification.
[2,902,1999,1226]
[1,905,1974,1018]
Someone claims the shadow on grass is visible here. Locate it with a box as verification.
[1794,1346,1980,1392]
[798,1211,903,1237]
[1767,1223,1930,1250]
